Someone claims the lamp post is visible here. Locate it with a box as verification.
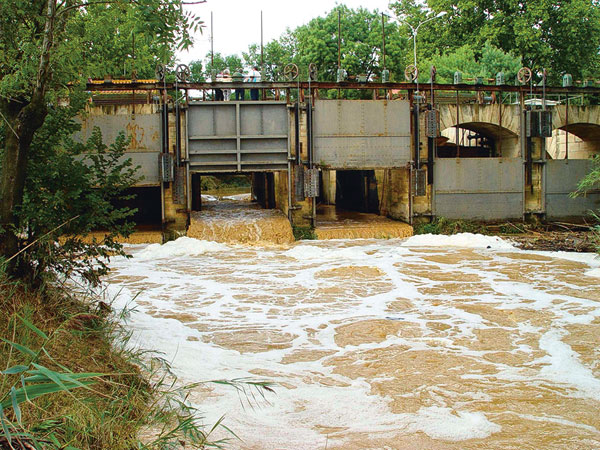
[397,11,446,94]
[395,10,446,200]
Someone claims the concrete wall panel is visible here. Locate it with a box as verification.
[434,158,523,220]
[546,159,600,219]
[314,100,411,169]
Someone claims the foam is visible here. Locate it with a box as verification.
[537,329,600,400]
[406,406,501,441]
[133,236,228,260]
[223,193,251,201]
[102,238,600,447]
[201,194,217,202]
[532,250,600,267]
[403,233,516,249]
[285,244,368,260]
[585,268,600,278]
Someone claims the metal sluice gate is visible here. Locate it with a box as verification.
[186,101,289,173]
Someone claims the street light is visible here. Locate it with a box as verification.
[397,10,447,93]
[395,10,447,179]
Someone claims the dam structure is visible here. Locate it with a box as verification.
[80,76,600,241]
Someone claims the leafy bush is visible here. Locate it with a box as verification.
[414,217,488,235]
[12,99,140,286]
[572,155,600,254]
[292,225,317,240]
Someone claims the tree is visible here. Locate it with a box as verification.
[390,0,600,83]
[423,41,522,83]
[0,0,202,276]
[240,5,409,91]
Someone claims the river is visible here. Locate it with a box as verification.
[104,211,600,449]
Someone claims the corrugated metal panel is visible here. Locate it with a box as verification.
[76,113,161,152]
[546,159,600,219]
[313,100,411,169]
[434,158,523,220]
[187,101,288,172]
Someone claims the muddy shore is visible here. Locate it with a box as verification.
[507,230,598,252]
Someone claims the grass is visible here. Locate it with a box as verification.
[0,267,273,449]
[292,226,317,241]
[413,217,490,236]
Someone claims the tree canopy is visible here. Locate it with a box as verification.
[242,5,409,83]
[390,0,600,83]
[0,0,202,278]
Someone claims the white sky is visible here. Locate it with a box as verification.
[177,0,393,64]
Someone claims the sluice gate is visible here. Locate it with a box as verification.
[313,100,412,169]
[79,80,600,238]
[433,158,524,221]
[187,101,289,172]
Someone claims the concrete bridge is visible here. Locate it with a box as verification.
[79,80,600,236]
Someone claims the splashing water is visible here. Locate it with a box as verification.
[188,198,294,245]
[105,234,600,449]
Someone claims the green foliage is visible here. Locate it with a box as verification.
[190,52,245,80]
[414,217,488,235]
[423,42,521,83]
[0,0,203,277]
[0,1,202,99]
[292,226,317,241]
[390,0,600,83]
[572,155,600,254]
[241,5,408,91]
[0,311,104,449]
[573,155,600,196]
[0,277,276,450]
[16,106,141,285]
[200,175,251,192]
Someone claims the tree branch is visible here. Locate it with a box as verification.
[56,0,206,16]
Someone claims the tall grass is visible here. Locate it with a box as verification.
[0,267,275,449]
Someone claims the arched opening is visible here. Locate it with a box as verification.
[438,122,519,158]
[547,123,600,159]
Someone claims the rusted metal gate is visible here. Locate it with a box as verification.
[76,112,161,186]
[545,160,600,219]
[434,158,524,220]
[313,100,411,169]
[187,101,289,172]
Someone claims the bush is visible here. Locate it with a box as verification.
[572,155,600,254]
[414,217,488,235]
[13,98,140,286]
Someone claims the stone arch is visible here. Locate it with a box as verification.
[438,103,521,137]
[438,120,520,158]
[547,122,600,159]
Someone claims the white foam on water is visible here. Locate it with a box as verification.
[531,250,600,267]
[403,233,516,249]
[537,329,600,400]
[285,243,369,260]
[405,406,501,441]
[201,194,217,202]
[222,193,251,201]
[134,236,229,260]
[102,238,600,447]
[506,412,600,434]
[585,267,600,278]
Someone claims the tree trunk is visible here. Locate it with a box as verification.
[0,99,48,267]
[0,0,55,272]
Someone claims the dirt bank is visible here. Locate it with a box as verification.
[508,230,598,252]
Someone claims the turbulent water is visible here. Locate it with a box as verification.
[315,205,413,240]
[188,196,295,245]
[105,232,600,449]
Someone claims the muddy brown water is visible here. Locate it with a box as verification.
[104,207,600,449]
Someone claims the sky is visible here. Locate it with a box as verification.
[177,0,393,64]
